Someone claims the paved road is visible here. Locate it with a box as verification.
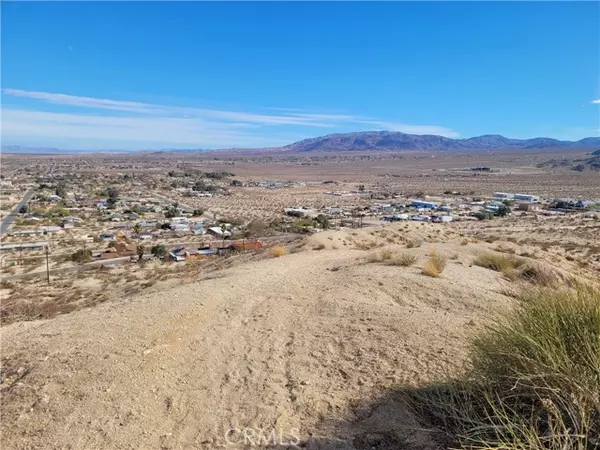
[0,188,36,236]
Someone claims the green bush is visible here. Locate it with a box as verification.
[71,249,92,263]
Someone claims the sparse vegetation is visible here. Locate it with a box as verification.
[406,239,423,249]
[388,253,417,267]
[151,244,168,260]
[474,252,526,273]
[269,245,288,258]
[422,252,446,277]
[406,283,600,449]
[380,249,393,261]
[71,249,92,264]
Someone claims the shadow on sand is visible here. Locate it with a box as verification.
[297,384,457,450]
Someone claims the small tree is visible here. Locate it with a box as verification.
[151,244,168,260]
[19,205,28,214]
[134,223,142,235]
[137,244,145,261]
[71,249,92,263]
[107,187,119,201]
[496,204,511,217]
[315,214,330,230]
[193,209,204,216]
[55,181,67,198]
[474,211,494,220]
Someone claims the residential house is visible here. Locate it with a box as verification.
[207,227,232,238]
[411,200,438,209]
[517,203,541,212]
[192,224,205,235]
[171,223,190,232]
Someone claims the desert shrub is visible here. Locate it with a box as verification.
[355,241,378,250]
[151,244,168,259]
[313,243,326,251]
[406,239,423,249]
[406,283,600,449]
[515,263,566,287]
[388,253,417,267]
[71,249,92,263]
[269,245,288,258]
[519,251,536,258]
[422,252,446,277]
[474,252,526,273]
[380,249,393,261]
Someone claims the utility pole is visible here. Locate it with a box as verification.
[45,245,50,285]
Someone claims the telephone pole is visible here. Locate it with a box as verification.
[45,245,50,285]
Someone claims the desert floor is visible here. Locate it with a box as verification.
[3,220,595,450]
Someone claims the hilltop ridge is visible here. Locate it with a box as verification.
[283,131,600,152]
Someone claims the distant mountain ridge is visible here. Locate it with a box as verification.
[3,132,600,154]
[283,131,600,152]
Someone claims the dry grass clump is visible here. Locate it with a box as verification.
[387,253,417,267]
[474,252,526,273]
[269,245,288,258]
[505,263,573,288]
[422,252,446,277]
[367,249,417,267]
[380,249,393,261]
[405,283,600,449]
[367,249,392,263]
[355,240,378,250]
[406,239,423,249]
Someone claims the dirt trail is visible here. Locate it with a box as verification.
[1,242,511,449]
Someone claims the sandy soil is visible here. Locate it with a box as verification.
[0,224,518,450]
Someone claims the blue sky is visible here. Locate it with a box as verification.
[1,1,599,150]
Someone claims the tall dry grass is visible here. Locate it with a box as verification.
[269,245,288,258]
[406,283,600,449]
[473,252,526,273]
[422,252,447,277]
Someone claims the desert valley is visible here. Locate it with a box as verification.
[1,140,599,449]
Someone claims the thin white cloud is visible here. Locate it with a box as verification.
[1,109,291,149]
[1,88,461,148]
[592,99,600,104]
[2,88,338,127]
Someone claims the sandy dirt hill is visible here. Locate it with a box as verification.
[1,227,517,449]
